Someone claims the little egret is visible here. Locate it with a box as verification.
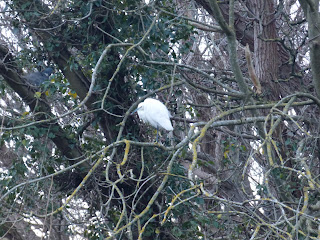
[131,98,173,141]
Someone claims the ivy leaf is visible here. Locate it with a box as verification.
[68,91,77,99]
[34,91,42,99]
[22,111,29,117]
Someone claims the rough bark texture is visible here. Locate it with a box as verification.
[195,0,304,96]
[249,0,281,100]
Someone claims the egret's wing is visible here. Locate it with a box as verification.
[157,115,173,131]
[146,101,173,131]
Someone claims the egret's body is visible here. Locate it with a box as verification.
[133,98,173,141]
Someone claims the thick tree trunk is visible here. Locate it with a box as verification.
[249,0,281,100]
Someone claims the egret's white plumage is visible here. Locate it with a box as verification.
[136,98,173,131]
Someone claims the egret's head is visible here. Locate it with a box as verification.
[131,102,147,122]
[137,102,144,111]
[130,103,143,115]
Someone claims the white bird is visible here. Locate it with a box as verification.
[132,98,173,141]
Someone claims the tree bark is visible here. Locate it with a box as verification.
[248,0,281,100]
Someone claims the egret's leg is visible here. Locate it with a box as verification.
[156,127,159,142]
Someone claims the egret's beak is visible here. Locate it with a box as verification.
[130,106,141,115]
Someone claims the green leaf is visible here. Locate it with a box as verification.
[34,92,41,98]
[172,227,183,237]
